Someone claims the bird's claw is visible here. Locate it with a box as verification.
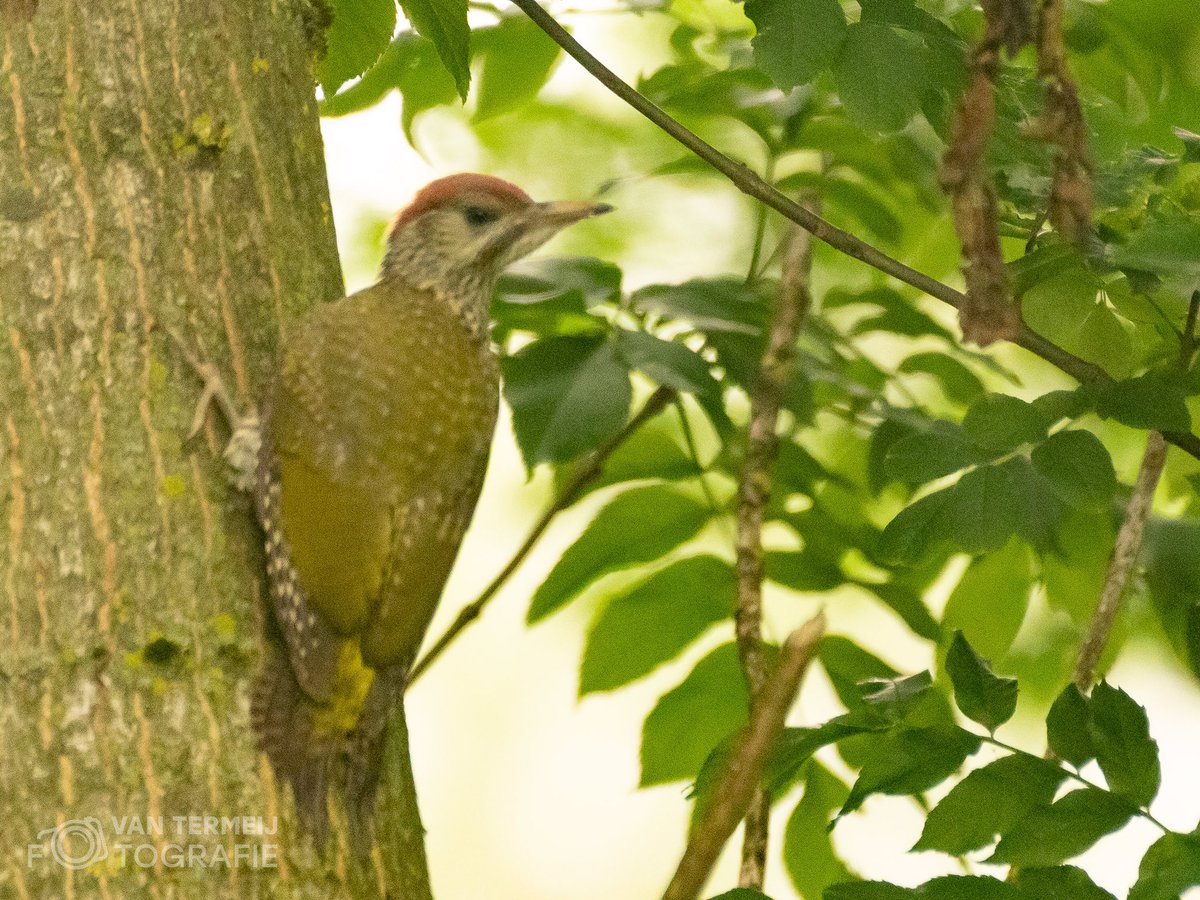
[165,325,261,492]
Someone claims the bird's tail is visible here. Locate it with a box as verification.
[250,641,335,846]
[251,641,403,852]
[343,666,404,851]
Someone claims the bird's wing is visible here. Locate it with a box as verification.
[359,428,493,671]
[257,291,397,701]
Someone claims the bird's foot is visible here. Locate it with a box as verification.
[165,326,261,492]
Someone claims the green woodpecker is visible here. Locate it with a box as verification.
[249,173,612,843]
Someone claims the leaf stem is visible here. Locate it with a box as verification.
[981,734,1170,834]
[505,0,1200,462]
[745,155,777,284]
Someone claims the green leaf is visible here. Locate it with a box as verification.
[632,278,767,335]
[641,643,751,785]
[940,540,1036,657]
[1015,867,1117,900]
[1113,215,1200,283]
[881,466,1024,566]
[1128,830,1200,900]
[943,540,1034,661]
[492,257,619,339]
[765,550,843,592]
[884,425,980,485]
[528,485,709,622]
[945,631,1019,732]
[492,258,614,339]
[319,32,459,133]
[502,335,632,467]
[1030,430,1118,510]
[988,788,1134,867]
[1002,457,1067,552]
[859,671,938,722]
[473,16,560,120]
[744,0,847,89]
[1042,509,1115,625]
[820,637,899,711]
[783,764,856,898]
[1023,266,1134,379]
[826,884,915,900]
[834,22,930,132]
[1045,683,1095,768]
[962,394,1053,454]
[318,0,398,96]
[1009,243,1087,297]
[879,486,957,566]
[914,753,1067,855]
[580,556,734,694]
[1031,389,1093,424]
[398,0,470,98]
[898,352,985,406]
[767,719,882,795]
[1088,681,1161,807]
[501,255,622,307]
[615,331,732,433]
[839,724,981,817]
[862,581,943,642]
[1089,370,1193,433]
[706,890,774,900]
[558,419,700,499]
[945,466,1023,556]
[917,876,1023,899]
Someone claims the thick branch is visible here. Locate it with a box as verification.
[406,386,676,686]
[732,225,814,887]
[662,614,826,900]
[1072,431,1168,692]
[507,0,1200,463]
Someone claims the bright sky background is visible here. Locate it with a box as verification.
[319,21,1200,900]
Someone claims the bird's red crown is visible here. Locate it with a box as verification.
[392,173,532,230]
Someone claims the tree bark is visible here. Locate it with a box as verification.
[0,1,431,897]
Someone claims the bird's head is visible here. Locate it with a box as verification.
[381,173,612,295]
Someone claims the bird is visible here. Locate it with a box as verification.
[246,173,612,845]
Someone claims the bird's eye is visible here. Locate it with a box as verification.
[462,205,499,227]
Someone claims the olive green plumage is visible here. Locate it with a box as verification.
[247,173,611,846]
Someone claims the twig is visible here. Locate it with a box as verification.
[661,613,826,900]
[1072,430,1168,692]
[405,386,676,686]
[506,0,1200,463]
[1182,290,1199,367]
[732,224,814,887]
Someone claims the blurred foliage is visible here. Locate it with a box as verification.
[314,0,1200,895]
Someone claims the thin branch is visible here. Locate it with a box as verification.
[661,613,826,900]
[731,223,814,888]
[1072,430,1169,692]
[506,0,1200,464]
[405,386,676,687]
[1182,290,1199,368]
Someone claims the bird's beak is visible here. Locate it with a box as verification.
[528,199,615,226]
[478,199,614,268]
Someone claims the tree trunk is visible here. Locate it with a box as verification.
[0,1,431,897]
